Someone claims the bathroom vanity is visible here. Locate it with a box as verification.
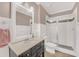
[9,38,44,57]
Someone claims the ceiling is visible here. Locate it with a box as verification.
[40,2,75,15]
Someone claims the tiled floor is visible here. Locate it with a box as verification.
[45,50,74,57]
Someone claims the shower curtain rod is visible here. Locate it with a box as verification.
[46,17,75,24]
[46,20,56,23]
[58,17,75,23]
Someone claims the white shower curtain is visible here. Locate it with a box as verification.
[58,23,67,46]
[58,22,75,47]
[66,22,75,47]
[46,23,58,43]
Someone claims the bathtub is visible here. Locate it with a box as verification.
[45,42,57,54]
[42,35,57,54]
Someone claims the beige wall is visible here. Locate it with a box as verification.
[16,12,31,25]
[0,2,11,18]
[28,2,49,24]
[28,2,39,23]
[0,2,48,24]
[39,4,48,24]
[77,3,79,22]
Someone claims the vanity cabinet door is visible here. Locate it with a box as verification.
[31,41,44,57]
[36,48,42,57]
[31,42,41,56]
[19,49,31,57]
[19,40,44,57]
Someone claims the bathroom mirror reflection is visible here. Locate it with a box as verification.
[15,2,34,42]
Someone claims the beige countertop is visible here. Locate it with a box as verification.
[9,37,44,56]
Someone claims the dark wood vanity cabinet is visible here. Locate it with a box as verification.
[31,40,44,57]
[19,40,44,57]
[9,40,44,57]
[18,49,31,57]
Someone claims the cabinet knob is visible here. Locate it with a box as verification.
[27,54,29,56]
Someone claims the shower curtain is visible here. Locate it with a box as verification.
[58,21,75,47]
[46,23,58,43]
[58,23,67,46]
